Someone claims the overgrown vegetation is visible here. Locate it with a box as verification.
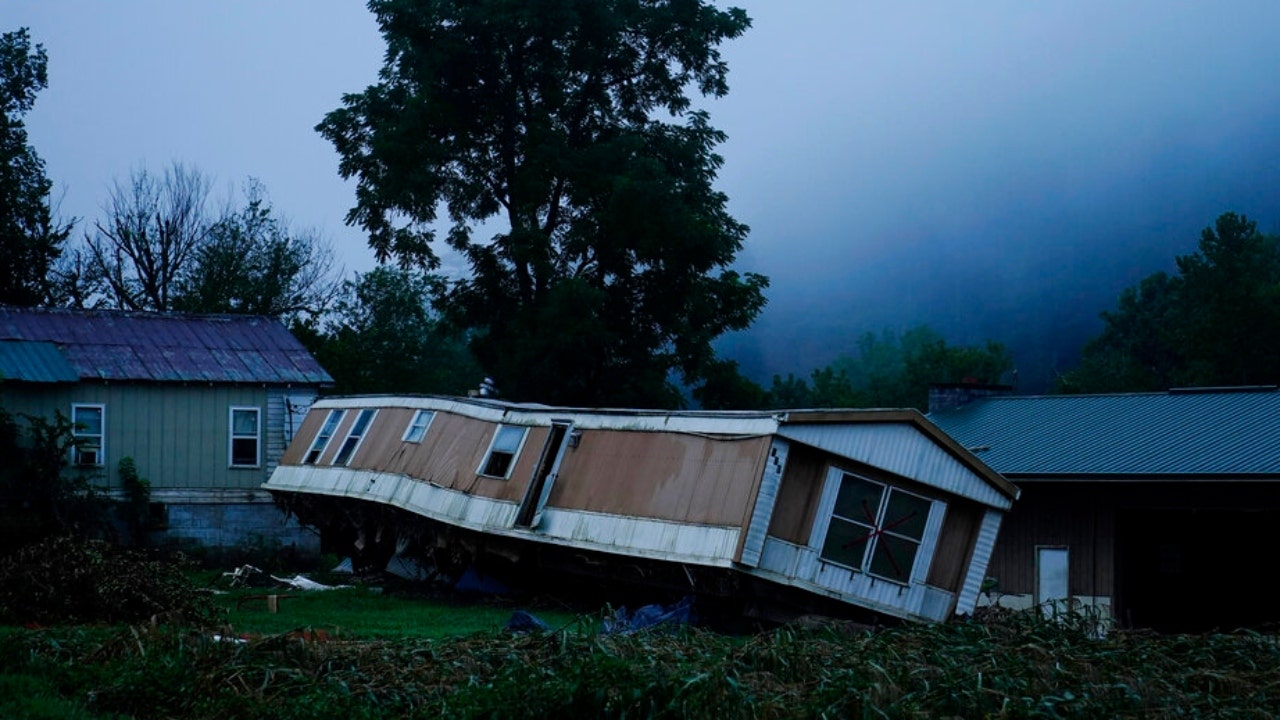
[1,607,1276,718]
[0,409,110,549]
[0,536,216,625]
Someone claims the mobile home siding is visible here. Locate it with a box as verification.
[551,430,771,525]
[766,444,831,544]
[926,499,985,592]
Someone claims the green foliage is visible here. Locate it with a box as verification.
[1062,212,1280,392]
[318,0,767,407]
[298,265,481,395]
[215,586,579,640]
[0,410,109,544]
[2,609,1279,718]
[63,165,337,320]
[762,325,1013,411]
[117,457,152,547]
[173,179,339,322]
[0,536,218,625]
[0,28,72,306]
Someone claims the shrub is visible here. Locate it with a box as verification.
[0,536,219,625]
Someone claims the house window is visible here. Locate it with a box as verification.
[229,407,261,467]
[817,471,933,584]
[71,404,104,466]
[478,424,527,478]
[304,409,345,464]
[332,409,377,466]
[402,410,435,443]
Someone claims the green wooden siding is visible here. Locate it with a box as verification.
[0,383,312,491]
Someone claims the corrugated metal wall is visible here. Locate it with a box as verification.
[985,484,1114,598]
[550,430,770,525]
[330,407,541,504]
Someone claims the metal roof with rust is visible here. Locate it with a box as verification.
[928,387,1280,478]
[0,307,332,386]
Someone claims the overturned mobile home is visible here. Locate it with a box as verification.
[264,396,1018,623]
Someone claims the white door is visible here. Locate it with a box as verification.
[1036,546,1070,618]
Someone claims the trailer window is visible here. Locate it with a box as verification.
[817,472,932,584]
[333,409,377,466]
[478,425,527,478]
[304,409,345,464]
[402,410,435,443]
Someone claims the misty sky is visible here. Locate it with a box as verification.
[10,1,1280,390]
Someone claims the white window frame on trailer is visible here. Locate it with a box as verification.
[401,409,436,443]
[332,409,378,466]
[228,406,262,468]
[303,409,345,464]
[477,424,528,479]
[809,467,943,585]
[70,403,105,467]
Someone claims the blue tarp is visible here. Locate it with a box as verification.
[601,596,696,634]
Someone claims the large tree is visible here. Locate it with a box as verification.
[0,28,72,306]
[82,162,213,311]
[298,265,481,396]
[64,166,339,320]
[1061,212,1280,392]
[174,179,339,323]
[761,326,1013,412]
[318,0,767,407]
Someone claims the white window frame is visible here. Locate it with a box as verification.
[304,409,345,464]
[332,409,378,466]
[477,424,529,479]
[228,406,261,468]
[402,409,436,443]
[809,467,942,585]
[70,403,105,467]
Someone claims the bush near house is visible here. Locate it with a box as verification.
[0,535,216,625]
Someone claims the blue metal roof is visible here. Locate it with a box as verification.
[928,388,1280,477]
[0,307,332,386]
[0,340,79,383]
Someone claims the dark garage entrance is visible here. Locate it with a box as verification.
[1117,506,1280,633]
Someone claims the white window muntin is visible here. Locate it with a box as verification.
[71,404,105,467]
[304,409,345,464]
[477,424,529,479]
[810,467,939,585]
[332,409,377,466]
[229,406,261,468]
[402,410,436,443]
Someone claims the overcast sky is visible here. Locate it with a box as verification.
[11,1,1280,388]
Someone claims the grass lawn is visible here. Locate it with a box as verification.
[211,583,587,640]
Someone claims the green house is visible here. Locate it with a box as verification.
[1,306,332,551]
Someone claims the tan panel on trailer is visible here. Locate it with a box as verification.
[927,500,984,592]
[766,445,828,544]
[348,407,415,466]
[280,409,326,465]
[550,431,770,526]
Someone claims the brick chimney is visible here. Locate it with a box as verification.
[927,381,1013,415]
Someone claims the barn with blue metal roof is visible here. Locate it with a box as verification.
[929,383,1280,631]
